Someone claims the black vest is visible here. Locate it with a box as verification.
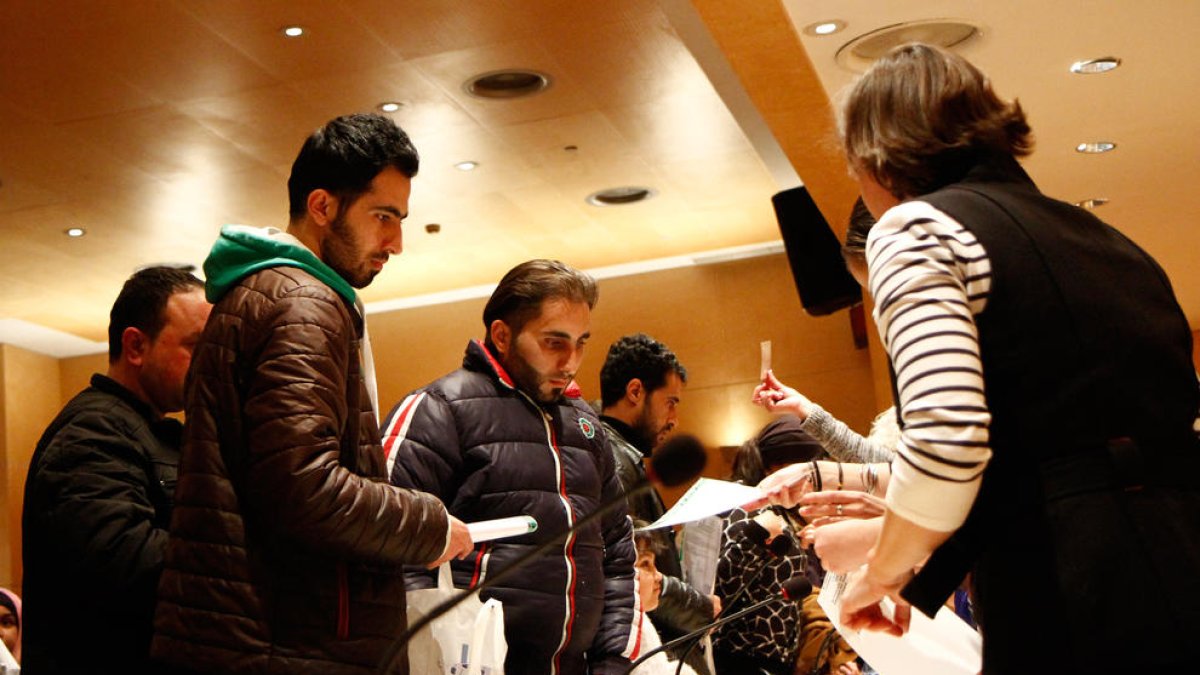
[897,157,1200,671]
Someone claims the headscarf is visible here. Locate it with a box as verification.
[0,587,20,662]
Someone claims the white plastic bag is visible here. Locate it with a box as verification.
[0,636,17,674]
[406,564,507,674]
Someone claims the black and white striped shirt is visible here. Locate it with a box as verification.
[867,201,994,532]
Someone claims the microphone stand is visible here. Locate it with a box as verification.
[376,479,656,673]
[624,590,805,674]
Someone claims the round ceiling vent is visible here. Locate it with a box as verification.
[464,69,551,99]
[585,186,655,207]
[836,19,980,72]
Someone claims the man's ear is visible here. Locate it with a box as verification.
[624,378,645,405]
[489,319,512,356]
[306,189,338,227]
[121,327,150,367]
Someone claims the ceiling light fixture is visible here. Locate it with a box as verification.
[464,69,551,99]
[835,19,979,72]
[378,101,402,113]
[64,227,86,237]
[282,26,304,38]
[586,186,655,207]
[1076,141,1116,154]
[1074,198,1109,209]
[1069,57,1120,74]
[804,20,846,36]
[454,161,479,171]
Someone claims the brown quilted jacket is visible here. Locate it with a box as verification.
[152,263,449,674]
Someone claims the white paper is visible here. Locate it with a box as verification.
[637,478,764,531]
[467,515,537,542]
[817,571,982,675]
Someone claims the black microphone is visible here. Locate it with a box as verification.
[376,433,708,673]
[625,575,812,674]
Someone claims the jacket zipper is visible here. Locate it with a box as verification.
[337,562,350,639]
[536,405,577,675]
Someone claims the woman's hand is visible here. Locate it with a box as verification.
[752,508,787,541]
[751,369,814,421]
[744,463,813,510]
[799,490,887,524]
[840,564,913,636]
[810,518,881,574]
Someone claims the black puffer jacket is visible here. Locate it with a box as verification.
[383,340,637,675]
[153,227,450,674]
[22,374,181,674]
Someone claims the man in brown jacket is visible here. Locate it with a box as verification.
[152,113,472,674]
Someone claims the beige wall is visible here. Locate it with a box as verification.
[0,345,63,590]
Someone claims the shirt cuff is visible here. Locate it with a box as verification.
[885,458,981,532]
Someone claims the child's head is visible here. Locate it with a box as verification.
[632,522,665,611]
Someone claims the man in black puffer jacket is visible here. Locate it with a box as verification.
[383,259,637,675]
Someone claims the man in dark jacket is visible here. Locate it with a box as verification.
[22,265,210,674]
[598,334,718,674]
[382,259,638,675]
[152,113,472,675]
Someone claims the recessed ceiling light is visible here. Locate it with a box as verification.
[1070,57,1120,74]
[1076,141,1116,154]
[464,69,551,99]
[835,19,979,72]
[804,20,845,36]
[282,26,304,38]
[454,161,479,171]
[64,227,85,237]
[378,101,402,113]
[586,186,655,207]
[1074,198,1109,209]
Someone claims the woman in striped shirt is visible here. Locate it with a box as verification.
[755,42,1200,673]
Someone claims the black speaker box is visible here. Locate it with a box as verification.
[770,186,863,316]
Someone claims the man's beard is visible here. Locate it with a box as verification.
[324,211,377,289]
[632,403,664,454]
[504,347,569,404]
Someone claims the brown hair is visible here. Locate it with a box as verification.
[482,259,598,346]
[840,43,1033,199]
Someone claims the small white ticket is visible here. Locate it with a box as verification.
[759,340,772,379]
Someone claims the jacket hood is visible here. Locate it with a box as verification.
[203,225,356,305]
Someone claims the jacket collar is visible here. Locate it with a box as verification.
[600,415,652,457]
[91,373,159,421]
[464,339,583,400]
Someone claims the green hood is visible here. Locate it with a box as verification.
[203,225,357,305]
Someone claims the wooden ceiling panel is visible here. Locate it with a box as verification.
[179,0,403,80]
[4,0,1195,348]
[410,41,593,128]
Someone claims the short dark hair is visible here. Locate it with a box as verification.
[108,266,204,362]
[287,113,420,219]
[599,333,687,409]
[840,42,1032,199]
[482,259,598,346]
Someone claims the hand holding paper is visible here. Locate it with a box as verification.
[637,478,765,530]
[743,462,815,511]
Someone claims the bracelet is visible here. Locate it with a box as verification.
[836,461,844,491]
[810,460,823,492]
[866,464,879,495]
